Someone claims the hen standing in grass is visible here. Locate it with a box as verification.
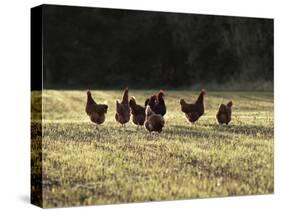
[180,89,206,123]
[144,105,165,133]
[129,96,145,127]
[145,90,166,116]
[216,101,233,125]
[85,90,108,127]
[115,87,130,127]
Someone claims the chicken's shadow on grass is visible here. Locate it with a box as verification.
[44,122,150,144]
[201,123,273,137]
[163,125,229,140]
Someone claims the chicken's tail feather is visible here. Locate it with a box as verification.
[87,90,96,105]
[145,98,149,106]
[180,98,186,105]
[121,87,129,104]
[129,96,136,107]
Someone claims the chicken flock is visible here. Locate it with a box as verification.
[85,88,233,133]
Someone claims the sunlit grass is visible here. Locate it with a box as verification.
[31,90,273,208]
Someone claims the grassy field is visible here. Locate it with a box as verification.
[31,90,274,208]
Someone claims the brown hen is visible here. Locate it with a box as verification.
[180,89,206,123]
[216,101,233,125]
[115,87,130,126]
[85,91,108,126]
[129,96,145,127]
[144,106,165,133]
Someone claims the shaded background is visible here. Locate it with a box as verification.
[42,5,273,90]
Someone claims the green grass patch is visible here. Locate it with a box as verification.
[31,90,274,207]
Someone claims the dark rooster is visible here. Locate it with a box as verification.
[129,96,145,127]
[85,90,108,127]
[115,87,130,127]
[144,90,166,116]
[180,89,206,123]
[216,101,233,125]
[144,106,165,133]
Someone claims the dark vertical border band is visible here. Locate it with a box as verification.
[31,5,43,208]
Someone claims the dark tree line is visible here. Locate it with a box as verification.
[43,5,273,89]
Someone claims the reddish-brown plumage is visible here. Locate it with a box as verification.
[155,90,166,116]
[144,106,165,133]
[144,90,166,116]
[85,91,108,125]
[115,87,131,125]
[180,89,206,123]
[145,94,157,108]
[216,101,233,125]
[129,96,145,126]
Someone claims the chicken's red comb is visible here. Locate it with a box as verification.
[201,89,206,94]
